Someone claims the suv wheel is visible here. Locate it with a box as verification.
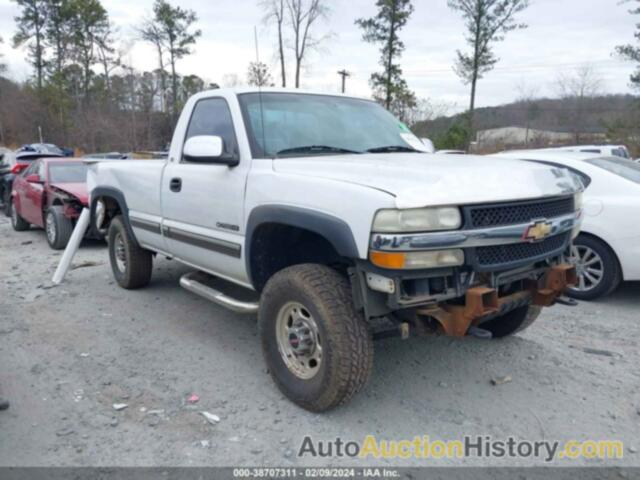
[45,207,74,250]
[259,264,373,412]
[567,235,621,300]
[10,200,30,231]
[479,305,542,338]
[108,216,153,289]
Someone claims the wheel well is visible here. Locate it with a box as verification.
[576,231,623,279]
[249,223,351,292]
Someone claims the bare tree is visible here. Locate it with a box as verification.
[260,0,287,87]
[447,0,530,134]
[247,61,274,86]
[96,22,121,97]
[556,65,604,143]
[285,0,329,88]
[138,19,168,112]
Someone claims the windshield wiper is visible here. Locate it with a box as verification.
[366,145,421,153]
[275,145,362,157]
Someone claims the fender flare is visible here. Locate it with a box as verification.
[245,205,360,287]
[90,187,139,245]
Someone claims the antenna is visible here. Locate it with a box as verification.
[254,26,268,158]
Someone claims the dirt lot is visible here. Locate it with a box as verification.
[1,214,639,468]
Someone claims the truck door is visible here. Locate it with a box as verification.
[20,160,45,226]
[161,96,251,287]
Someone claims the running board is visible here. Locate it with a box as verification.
[179,272,259,314]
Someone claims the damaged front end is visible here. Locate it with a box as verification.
[352,195,582,339]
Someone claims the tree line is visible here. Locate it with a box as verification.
[0,0,639,153]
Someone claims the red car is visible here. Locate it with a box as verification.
[10,158,95,249]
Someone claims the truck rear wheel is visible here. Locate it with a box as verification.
[259,264,373,412]
[108,216,153,289]
[479,305,542,338]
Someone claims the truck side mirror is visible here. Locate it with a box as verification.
[183,135,238,166]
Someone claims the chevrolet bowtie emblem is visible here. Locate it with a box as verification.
[523,220,553,242]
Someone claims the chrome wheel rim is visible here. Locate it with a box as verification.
[275,302,322,380]
[114,233,127,273]
[46,212,56,243]
[569,245,605,292]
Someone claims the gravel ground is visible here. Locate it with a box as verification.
[1,214,639,469]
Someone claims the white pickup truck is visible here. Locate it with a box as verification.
[88,88,583,412]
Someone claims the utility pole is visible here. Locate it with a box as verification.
[337,69,351,93]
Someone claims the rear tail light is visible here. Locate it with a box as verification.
[11,164,27,174]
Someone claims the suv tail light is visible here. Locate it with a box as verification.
[11,164,27,174]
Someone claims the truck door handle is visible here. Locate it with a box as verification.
[170,178,182,192]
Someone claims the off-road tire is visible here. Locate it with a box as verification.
[480,305,542,338]
[108,215,152,289]
[45,207,74,250]
[259,264,374,412]
[567,234,621,301]
[10,199,30,231]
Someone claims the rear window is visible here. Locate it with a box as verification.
[585,157,640,184]
[48,163,88,183]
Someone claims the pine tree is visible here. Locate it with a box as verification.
[447,0,530,133]
[616,0,640,90]
[12,0,48,89]
[355,0,415,114]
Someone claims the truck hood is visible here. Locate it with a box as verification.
[50,182,89,205]
[273,153,582,209]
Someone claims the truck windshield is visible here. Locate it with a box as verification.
[237,92,429,158]
[49,163,88,183]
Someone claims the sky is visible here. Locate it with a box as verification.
[0,0,638,113]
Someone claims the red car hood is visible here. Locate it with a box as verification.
[50,182,89,205]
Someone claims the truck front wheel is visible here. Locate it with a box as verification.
[259,264,374,412]
[108,216,153,289]
[479,305,542,338]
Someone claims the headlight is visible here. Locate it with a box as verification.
[373,207,462,233]
[370,249,465,270]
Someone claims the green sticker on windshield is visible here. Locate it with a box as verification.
[398,122,410,132]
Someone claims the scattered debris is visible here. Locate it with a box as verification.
[73,389,84,402]
[201,411,220,424]
[110,417,119,427]
[200,440,210,448]
[629,446,638,454]
[71,260,104,270]
[582,347,620,357]
[491,375,513,386]
[56,427,75,437]
[187,394,200,404]
[79,353,90,358]
[112,403,128,411]
[21,241,33,245]
[147,409,165,416]
[139,407,147,413]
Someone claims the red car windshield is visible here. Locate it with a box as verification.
[48,163,88,183]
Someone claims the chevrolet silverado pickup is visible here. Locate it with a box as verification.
[87,88,583,412]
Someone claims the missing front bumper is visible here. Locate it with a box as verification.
[415,264,577,337]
